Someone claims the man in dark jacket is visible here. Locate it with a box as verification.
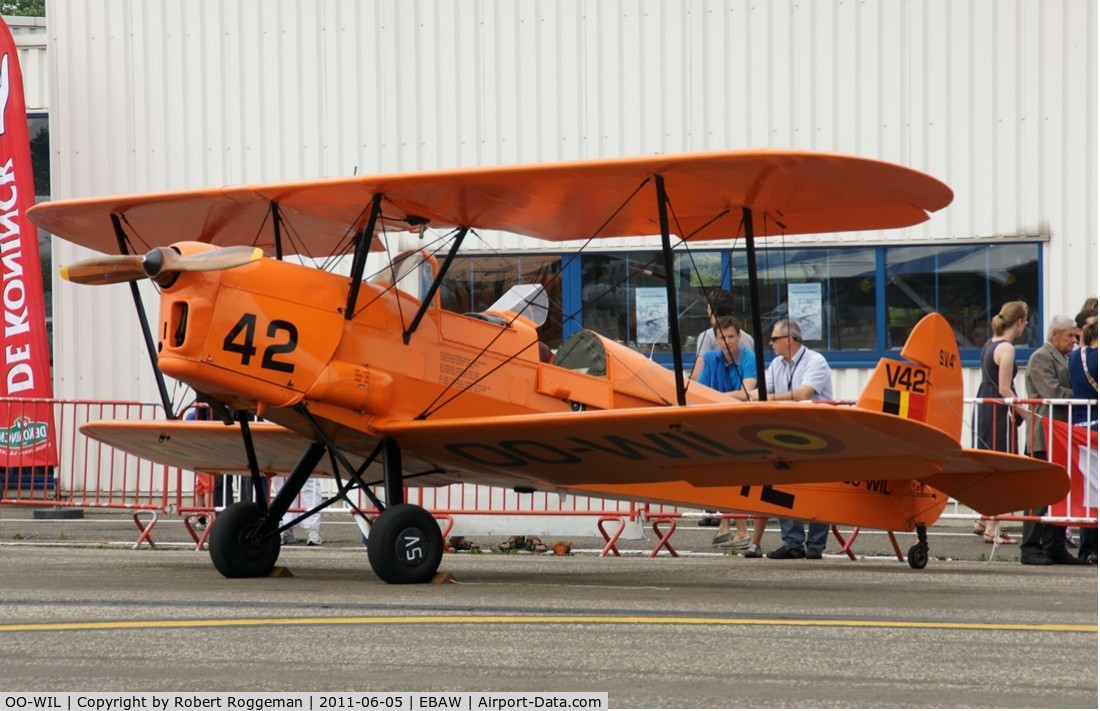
[1021,315,1081,565]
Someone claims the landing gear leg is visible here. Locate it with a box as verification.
[907,523,929,569]
[208,441,326,578]
[366,438,443,584]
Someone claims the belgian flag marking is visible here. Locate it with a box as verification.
[882,388,927,421]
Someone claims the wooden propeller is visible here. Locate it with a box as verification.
[61,245,264,286]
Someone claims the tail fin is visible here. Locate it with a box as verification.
[856,313,963,440]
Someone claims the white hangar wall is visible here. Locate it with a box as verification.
[46,0,1096,409]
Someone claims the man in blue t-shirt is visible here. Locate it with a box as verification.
[696,315,757,547]
[697,315,757,399]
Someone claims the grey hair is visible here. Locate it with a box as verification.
[774,319,803,341]
[1048,315,1076,339]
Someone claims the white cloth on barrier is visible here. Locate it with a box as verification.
[1078,444,1098,508]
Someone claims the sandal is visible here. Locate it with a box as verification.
[447,536,479,552]
[525,535,548,553]
[983,532,1019,545]
[498,535,525,551]
[724,536,752,550]
[711,532,733,546]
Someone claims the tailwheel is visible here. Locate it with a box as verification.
[907,522,930,569]
[209,501,281,578]
[367,503,444,584]
[907,542,929,569]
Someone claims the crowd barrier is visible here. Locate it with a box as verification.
[1,395,1096,553]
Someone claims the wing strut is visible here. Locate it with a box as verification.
[654,175,686,406]
[269,201,284,261]
[110,214,177,419]
[742,206,768,402]
[345,193,383,319]
[403,226,469,344]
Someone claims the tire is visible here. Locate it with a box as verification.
[907,543,929,570]
[208,501,280,578]
[367,503,444,584]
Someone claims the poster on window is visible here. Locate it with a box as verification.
[788,283,822,341]
[634,288,668,344]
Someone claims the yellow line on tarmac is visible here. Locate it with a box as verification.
[0,615,1094,634]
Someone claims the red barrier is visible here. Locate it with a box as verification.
[3,396,1094,555]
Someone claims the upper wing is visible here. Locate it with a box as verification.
[30,150,952,256]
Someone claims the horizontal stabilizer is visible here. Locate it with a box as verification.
[923,449,1070,515]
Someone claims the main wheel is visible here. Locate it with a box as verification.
[367,503,444,584]
[907,542,929,570]
[208,501,281,578]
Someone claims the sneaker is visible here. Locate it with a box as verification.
[742,543,763,558]
[766,545,806,560]
[280,530,296,545]
[306,529,323,547]
[805,548,823,560]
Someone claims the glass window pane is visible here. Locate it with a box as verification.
[28,116,49,198]
[440,255,563,348]
[986,244,1040,349]
[886,244,1040,350]
[579,251,722,354]
[731,247,876,351]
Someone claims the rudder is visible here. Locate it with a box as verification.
[856,313,963,440]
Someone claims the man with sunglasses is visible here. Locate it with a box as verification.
[745,319,834,559]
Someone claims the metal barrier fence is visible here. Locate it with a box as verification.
[1,396,1096,544]
[958,397,1097,527]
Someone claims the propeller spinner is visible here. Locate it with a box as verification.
[61,245,264,287]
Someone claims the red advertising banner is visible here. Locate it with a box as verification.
[0,17,57,472]
[1046,418,1098,519]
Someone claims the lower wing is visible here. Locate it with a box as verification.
[81,402,1069,517]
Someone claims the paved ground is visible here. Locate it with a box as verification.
[0,506,1096,708]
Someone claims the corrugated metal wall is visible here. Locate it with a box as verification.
[6,16,47,111]
[47,0,1096,406]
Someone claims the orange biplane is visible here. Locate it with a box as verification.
[33,150,1068,583]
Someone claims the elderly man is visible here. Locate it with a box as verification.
[745,319,834,560]
[1021,315,1081,565]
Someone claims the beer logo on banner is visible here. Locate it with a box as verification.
[0,416,50,449]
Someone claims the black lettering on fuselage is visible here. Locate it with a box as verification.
[738,484,796,509]
[844,480,891,494]
[884,363,927,393]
